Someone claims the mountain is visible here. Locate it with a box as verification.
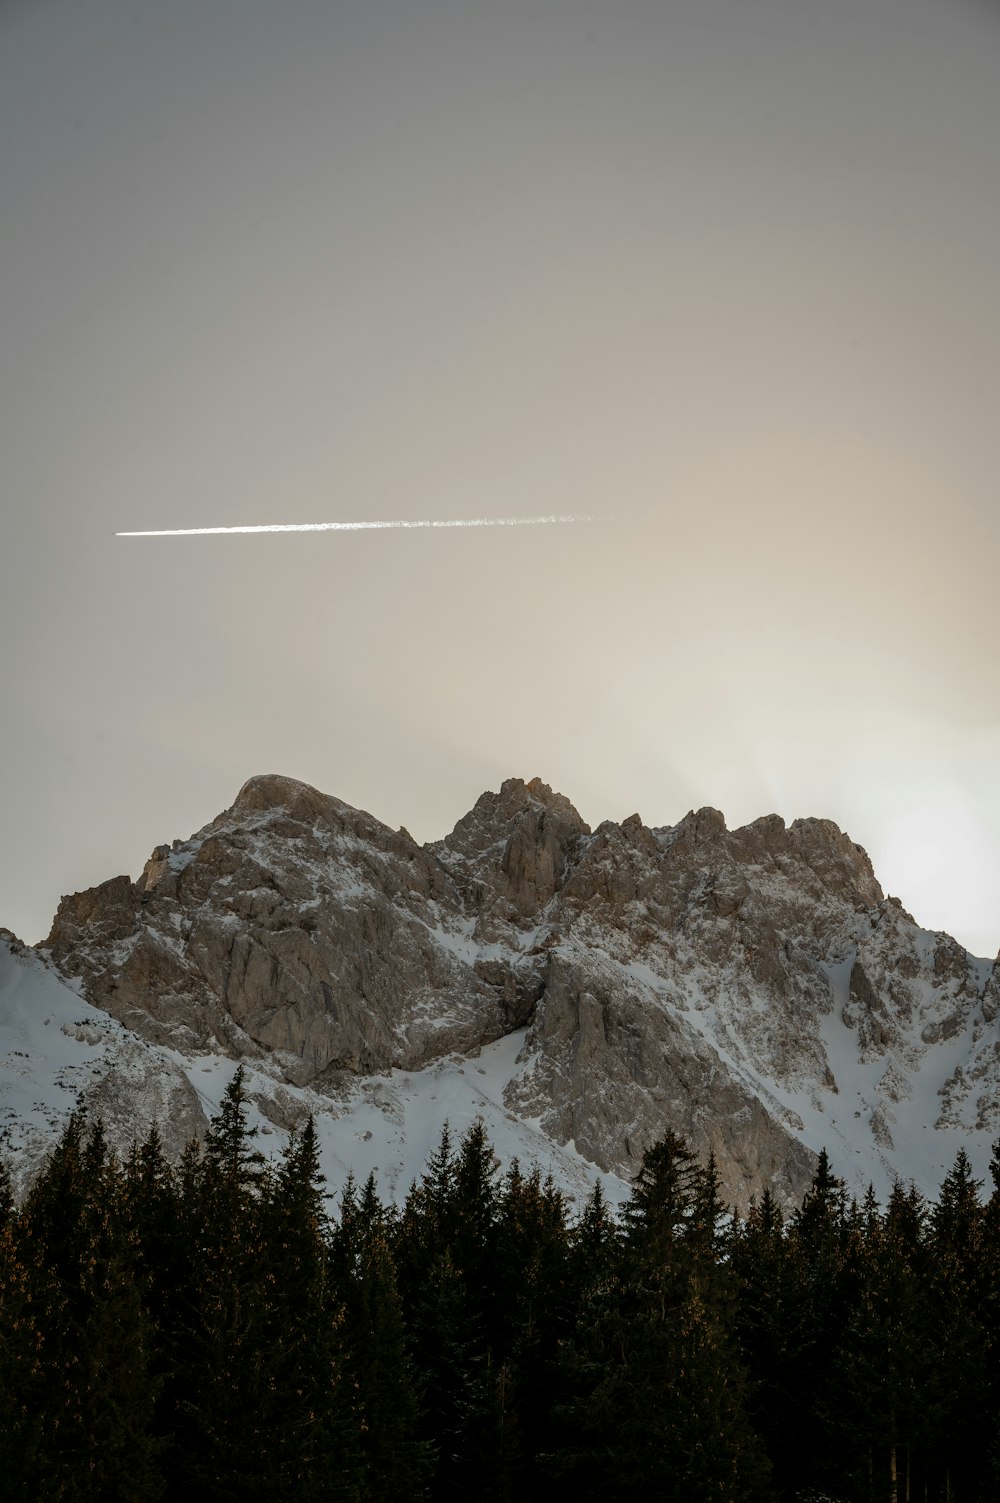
[3,773,998,1209]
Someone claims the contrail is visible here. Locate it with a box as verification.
[116,514,593,537]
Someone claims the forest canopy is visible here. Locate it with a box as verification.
[1,1071,998,1503]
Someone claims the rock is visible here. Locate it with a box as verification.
[34,771,1000,1211]
[504,953,817,1209]
[432,776,590,923]
[43,774,507,1080]
[982,955,1000,1024]
[83,1037,208,1160]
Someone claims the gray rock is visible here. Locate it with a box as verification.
[35,771,1000,1211]
[44,774,507,1079]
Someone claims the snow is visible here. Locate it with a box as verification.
[0,941,133,1185]
[0,937,624,1210]
[162,1029,628,1211]
[564,930,998,1205]
[3,899,997,1212]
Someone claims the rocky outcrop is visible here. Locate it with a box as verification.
[44,774,508,1083]
[36,773,1000,1211]
[982,955,1000,1025]
[503,952,816,1209]
[431,776,590,929]
[81,1033,208,1161]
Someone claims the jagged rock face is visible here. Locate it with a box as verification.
[433,782,998,1205]
[44,775,510,1083]
[433,776,590,927]
[501,954,817,1210]
[39,772,1000,1211]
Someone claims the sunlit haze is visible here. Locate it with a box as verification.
[2,0,999,957]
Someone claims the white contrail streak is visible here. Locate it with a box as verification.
[116,514,593,537]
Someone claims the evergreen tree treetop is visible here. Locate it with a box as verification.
[932,1146,983,1243]
[622,1130,702,1254]
[202,1064,267,1192]
[791,1146,847,1251]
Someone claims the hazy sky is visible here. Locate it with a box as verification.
[2,0,999,956]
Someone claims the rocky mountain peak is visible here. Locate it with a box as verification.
[227,771,384,842]
[431,775,590,920]
[232,771,319,813]
[439,776,588,852]
[673,805,728,844]
[726,812,884,912]
[27,773,1000,1213]
[45,873,140,952]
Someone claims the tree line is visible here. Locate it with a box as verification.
[2,1068,999,1502]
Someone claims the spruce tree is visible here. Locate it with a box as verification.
[923,1150,990,1500]
[570,1179,618,1302]
[394,1117,509,1496]
[348,1231,427,1501]
[782,1147,851,1495]
[407,1245,495,1503]
[0,1204,47,1495]
[451,1118,499,1279]
[825,1194,929,1502]
[731,1189,801,1493]
[16,1115,163,1499]
[255,1118,362,1501]
[490,1162,572,1499]
[0,1155,15,1228]
[552,1133,772,1502]
[170,1068,275,1498]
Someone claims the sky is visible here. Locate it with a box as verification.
[1,0,999,957]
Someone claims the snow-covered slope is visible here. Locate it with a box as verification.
[0,934,627,1209]
[0,936,205,1199]
[9,773,1000,1210]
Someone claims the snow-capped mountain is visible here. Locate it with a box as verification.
[3,773,998,1209]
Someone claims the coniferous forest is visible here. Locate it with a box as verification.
[2,1069,999,1502]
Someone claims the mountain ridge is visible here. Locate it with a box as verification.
[2,773,996,1210]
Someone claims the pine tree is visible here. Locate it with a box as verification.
[254,1118,362,1501]
[407,1245,495,1503]
[169,1068,275,1498]
[0,1204,47,1494]
[15,1115,163,1499]
[552,1134,772,1502]
[923,1150,990,1500]
[825,1194,929,1502]
[781,1146,851,1495]
[348,1231,427,1501]
[490,1162,572,1499]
